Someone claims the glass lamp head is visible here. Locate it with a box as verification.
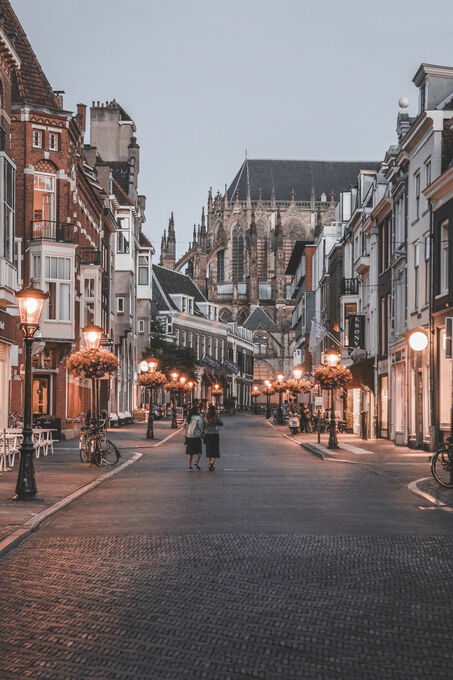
[277,373,284,383]
[409,331,428,352]
[139,360,149,373]
[293,368,302,380]
[180,376,186,385]
[82,324,103,350]
[171,371,179,382]
[325,349,340,367]
[16,285,48,336]
[188,381,194,389]
[148,360,157,372]
[264,379,271,388]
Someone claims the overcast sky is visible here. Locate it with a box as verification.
[12,0,453,259]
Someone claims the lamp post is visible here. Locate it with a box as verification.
[292,367,303,413]
[140,359,157,440]
[179,376,187,416]
[82,325,103,431]
[188,381,194,410]
[409,330,428,450]
[264,379,272,419]
[252,385,260,414]
[276,373,285,425]
[170,371,179,428]
[14,284,48,501]
[325,348,341,449]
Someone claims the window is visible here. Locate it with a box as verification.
[3,160,15,262]
[425,235,430,305]
[138,319,145,334]
[440,219,449,294]
[201,335,206,356]
[117,297,125,313]
[214,338,218,359]
[175,329,180,345]
[182,297,187,313]
[32,129,43,148]
[217,250,225,283]
[48,132,60,151]
[220,340,224,360]
[187,332,192,348]
[84,278,95,298]
[45,256,71,321]
[117,232,129,254]
[232,229,244,282]
[34,173,55,224]
[208,336,212,355]
[195,334,200,359]
[414,243,420,309]
[138,255,149,285]
[181,331,186,347]
[415,173,420,220]
[32,255,41,280]
[425,159,431,188]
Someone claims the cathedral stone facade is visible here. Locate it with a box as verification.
[160,158,378,381]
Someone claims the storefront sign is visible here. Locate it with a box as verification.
[0,309,17,344]
[348,315,365,349]
[201,353,222,370]
[221,358,240,375]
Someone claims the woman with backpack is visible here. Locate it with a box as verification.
[204,404,223,471]
[184,405,205,471]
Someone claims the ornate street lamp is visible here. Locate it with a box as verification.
[170,371,179,428]
[325,348,341,449]
[14,284,48,501]
[188,381,194,410]
[264,379,273,419]
[82,324,103,431]
[409,330,428,450]
[252,385,260,414]
[141,359,158,439]
[292,366,303,413]
[276,373,285,425]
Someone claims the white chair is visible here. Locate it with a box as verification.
[32,429,47,458]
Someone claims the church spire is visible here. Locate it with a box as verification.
[193,224,197,245]
[224,184,229,210]
[201,206,206,232]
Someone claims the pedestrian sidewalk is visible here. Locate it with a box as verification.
[0,419,179,557]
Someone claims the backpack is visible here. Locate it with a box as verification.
[187,416,202,438]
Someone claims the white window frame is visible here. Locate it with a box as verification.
[44,256,71,322]
[117,296,125,313]
[32,129,43,149]
[138,319,145,334]
[48,132,60,151]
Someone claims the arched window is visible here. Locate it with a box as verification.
[237,309,248,326]
[232,226,244,282]
[258,237,268,280]
[253,360,274,381]
[219,307,232,322]
[253,333,268,356]
[217,250,225,283]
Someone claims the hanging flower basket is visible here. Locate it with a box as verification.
[272,379,289,393]
[285,378,312,395]
[138,371,167,388]
[67,348,119,379]
[262,387,275,396]
[164,380,182,391]
[211,387,223,396]
[313,365,352,390]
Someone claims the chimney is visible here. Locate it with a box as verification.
[53,90,65,109]
[76,104,86,133]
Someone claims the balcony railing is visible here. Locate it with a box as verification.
[30,220,78,243]
[341,277,359,295]
[78,247,102,266]
[0,257,17,291]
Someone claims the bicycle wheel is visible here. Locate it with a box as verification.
[431,448,453,487]
[101,439,120,465]
[79,434,88,463]
[93,439,103,467]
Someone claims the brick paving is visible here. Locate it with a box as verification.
[1,534,453,679]
[1,416,453,679]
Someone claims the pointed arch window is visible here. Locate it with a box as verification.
[232,230,244,282]
[217,249,225,283]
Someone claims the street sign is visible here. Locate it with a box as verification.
[446,317,453,359]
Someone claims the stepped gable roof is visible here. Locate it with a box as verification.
[112,178,133,206]
[139,231,153,248]
[110,161,130,195]
[227,158,379,202]
[0,0,59,109]
[243,305,276,331]
[153,265,207,313]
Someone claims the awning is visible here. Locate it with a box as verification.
[348,357,374,390]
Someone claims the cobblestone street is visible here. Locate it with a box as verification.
[1,417,453,679]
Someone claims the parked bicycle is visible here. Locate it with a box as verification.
[431,444,453,487]
[79,418,120,467]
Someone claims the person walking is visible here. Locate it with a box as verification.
[204,404,223,471]
[184,405,205,471]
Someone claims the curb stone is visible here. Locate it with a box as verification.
[0,451,142,560]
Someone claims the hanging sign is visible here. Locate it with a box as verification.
[348,315,365,349]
